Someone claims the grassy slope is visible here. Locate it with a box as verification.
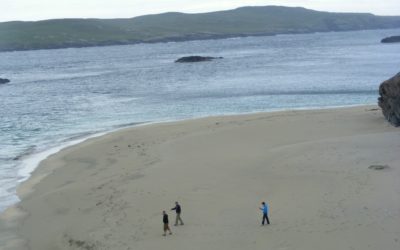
[1,6,400,51]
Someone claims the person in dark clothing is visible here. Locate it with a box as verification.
[171,201,184,226]
[162,211,172,236]
[260,202,270,225]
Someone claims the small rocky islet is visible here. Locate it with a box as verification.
[0,78,10,84]
[175,56,223,63]
[381,36,400,43]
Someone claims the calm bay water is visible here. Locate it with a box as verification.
[0,29,399,211]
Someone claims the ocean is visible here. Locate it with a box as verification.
[0,28,399,212]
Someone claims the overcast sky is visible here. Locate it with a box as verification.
[2,0,399,22]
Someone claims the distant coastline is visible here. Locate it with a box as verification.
[1,5,400,52]
[0,28,397,53]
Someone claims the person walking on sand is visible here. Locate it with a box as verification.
[162,211,172,236]
[260,201,270,225]
[171,201,184,226]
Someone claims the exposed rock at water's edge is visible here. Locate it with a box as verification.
[369,165,390,170]
[0,78,10,84]
[378,72,400,126]
[381,36,400,43]
[175,56,223,63]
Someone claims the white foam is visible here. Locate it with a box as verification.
[17,132,107,183]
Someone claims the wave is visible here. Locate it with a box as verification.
[167,89,378,100]
[15,121,149,183]
[12,146,37,161]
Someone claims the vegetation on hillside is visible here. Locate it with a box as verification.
[1,6,400,51]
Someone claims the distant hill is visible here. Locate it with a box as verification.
[1,6,400,52]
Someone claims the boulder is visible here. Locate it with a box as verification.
[381,36,400,43]
[0,78,10,84]
[175,56,223,63]
[378,72,400,126]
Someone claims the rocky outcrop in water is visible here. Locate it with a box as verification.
[175,56,223,63]
[378,72,400,126]
[0,78,10,84]
[381,36,400,43]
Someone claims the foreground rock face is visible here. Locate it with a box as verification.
[175,56,223,63]
[381,36,400,43]
[378,72,400,126]
[0,78,10,84]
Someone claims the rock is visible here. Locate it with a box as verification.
[378,72,400,126]
[0,78,10,84]
[381,36,400,43]
[368,165,390,170]
[175,56,223,63]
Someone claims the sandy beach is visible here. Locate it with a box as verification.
[1,106,399,250]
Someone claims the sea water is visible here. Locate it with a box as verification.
[0,28,399,212]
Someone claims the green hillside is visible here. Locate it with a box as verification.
[1,6,400,51]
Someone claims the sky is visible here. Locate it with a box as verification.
[1,0,399,22]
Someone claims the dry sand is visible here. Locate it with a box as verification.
[1,106,400,250]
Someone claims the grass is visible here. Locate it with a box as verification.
[1,6,400,51]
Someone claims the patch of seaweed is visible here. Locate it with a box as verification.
[65,235,96,250]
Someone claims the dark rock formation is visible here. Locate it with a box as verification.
[381,36,400,43]
[0,78,10,84]
[175,56,223,63]
[378,72,400,126]
[369,165,390,170]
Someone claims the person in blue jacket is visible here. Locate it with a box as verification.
[259,201,270,225]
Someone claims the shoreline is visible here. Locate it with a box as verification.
[0,104,378,214]
[0,121,151,213]
[5,103,376,210]
[2,104,399,250]
[1,27,399,53]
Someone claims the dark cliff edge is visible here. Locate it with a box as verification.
[378,72,400,127]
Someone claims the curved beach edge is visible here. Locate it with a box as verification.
[3,105,400,250]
